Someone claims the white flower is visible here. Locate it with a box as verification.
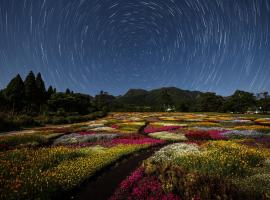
[148,143,200,162]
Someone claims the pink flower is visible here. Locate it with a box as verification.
[185,130,227,141]
[111,124,119,129]
[111,138,165,145]
[110,168,181,200]
[208,130,227,140]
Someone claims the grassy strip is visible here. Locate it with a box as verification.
[0,111,107,133]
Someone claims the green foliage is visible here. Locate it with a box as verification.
[35,73,46,105]
[24,71,39,106]
[0,114,15,132]
[116,87,199,111]
[0,71,107,132]
[257,98,270,113]
[48,93,94,114]
[94,91,116,112]
[46,86,55,100]
[0,134,48,150]
[223,90,256,113]
[0,113,40,132]
[0,91,7,111]
[4,74,25,112]
[65,88,71,94]
[195,92,224,112]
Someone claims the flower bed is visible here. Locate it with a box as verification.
[140,142,270,199]
[144,126,182,134]
[110,167,180,200]
[2,112,270,200]
[223,130,264,139]
[53,133,119,145]
[68,138,165,148]
[255,118,270,125]
[233,125,270,132]
[0,134,49,150]
[185,130,227,140]
[149,131,187,141]
[0,145,148,200]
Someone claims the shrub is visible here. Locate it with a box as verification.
[0,114,16,132]
[0,134,48,150]
[51,117,69,125]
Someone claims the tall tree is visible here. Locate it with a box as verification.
[94,91,115,112]
[24,71,38,106]
[66,88,71,94]
[4,74,25,113]
[47,86,54,100]
[0,90,6,111]
[196,92,224,112]
[36,72,46,105]
[257,98,270,113]
[223,90,256,113]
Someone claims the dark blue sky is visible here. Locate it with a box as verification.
[0,0,270,96]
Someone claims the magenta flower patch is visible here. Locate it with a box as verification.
[110,167,181,200]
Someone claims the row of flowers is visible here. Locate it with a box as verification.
[1,112,270,200]
[0,144,150,200]
[110,167,180,200]
[53,133,119,145]
[110,141,270,200]
[68,138,165,148]
[146,128,268,142]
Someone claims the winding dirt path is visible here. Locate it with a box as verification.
[67,145,164,200]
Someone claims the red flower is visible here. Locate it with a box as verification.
[110,168,181,200]
[185,130,227,141]
[111,125,119,129]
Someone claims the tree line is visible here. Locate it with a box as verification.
[0,71,109,132]
[119,90,270,113]
[1,72,270,116]
[0,71,100,116]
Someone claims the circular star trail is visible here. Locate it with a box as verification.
[0,0,270,95]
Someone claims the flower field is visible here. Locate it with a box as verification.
[108,112,270,200]
[1,112,270,199]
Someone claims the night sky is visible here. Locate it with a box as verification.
[0,0,270,96]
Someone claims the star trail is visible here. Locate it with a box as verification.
[0,0,270,96]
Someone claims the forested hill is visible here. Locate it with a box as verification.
[116,87,202,111]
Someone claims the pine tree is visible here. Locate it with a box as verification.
[24,71,38,105]
[66,88,71,94]
[47,86,54,100]
[4,74,25,114]
[0,90,7,111]
[36,72,46,104]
